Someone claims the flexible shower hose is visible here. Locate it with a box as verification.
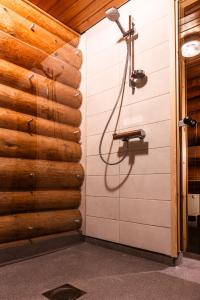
[99,44,129,165]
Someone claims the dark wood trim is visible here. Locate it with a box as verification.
[85,237,183,266]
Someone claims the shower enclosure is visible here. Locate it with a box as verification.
[0,0,83,245]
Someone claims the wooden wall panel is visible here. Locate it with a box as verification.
[0,0,83,243]
[181,0,200,194]
[28,0,129,33]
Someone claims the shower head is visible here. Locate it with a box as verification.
[105,7,126,35]
[105,7,120,22]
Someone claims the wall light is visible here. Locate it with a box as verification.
[181,34,200,58]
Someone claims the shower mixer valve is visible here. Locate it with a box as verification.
[130,70,146,88]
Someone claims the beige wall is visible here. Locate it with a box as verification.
[80,0,176,256]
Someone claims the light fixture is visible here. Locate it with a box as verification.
[181,34,200,58]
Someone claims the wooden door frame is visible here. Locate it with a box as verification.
[170,0,189,257]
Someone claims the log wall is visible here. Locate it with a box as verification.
[0,0,83,243]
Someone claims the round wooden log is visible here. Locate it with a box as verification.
[0,157,84,191]
[0,128,81,162]
[0,190,81,214]
[0,209,81,243]
[0,0,80,47]
[0,108,81,142]
[0,5,82,69]
[0,84,81,127]
[0,30,81,88]
[0,59,82,109]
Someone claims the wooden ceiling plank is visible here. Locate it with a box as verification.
[68,0,113,28]
[58,0,95,23]
[48,0,77,18]
[32,0,57,11]
[181,24,200,38]
[180,10,200,26]
[76,0,128,33]
[181,17,200,32]
[28,0,130,33]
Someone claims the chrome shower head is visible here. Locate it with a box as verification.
[105,7,126,35]
[105,7,120,22]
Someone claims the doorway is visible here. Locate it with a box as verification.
[179,0,200,256]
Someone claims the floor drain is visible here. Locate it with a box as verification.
[42,284,86,300]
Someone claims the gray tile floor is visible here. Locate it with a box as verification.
[0,242,200,300]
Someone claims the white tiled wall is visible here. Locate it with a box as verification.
[80,0,174,256]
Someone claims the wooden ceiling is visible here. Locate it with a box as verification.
[28,0,129,33]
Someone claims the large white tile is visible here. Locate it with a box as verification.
[87,196,119,219]
[120,221,171,255]
[122,67,170,106]
[86,19,121,56]
[87,86,119,116]
[120,198,171,227]
[86,216,119,243]
[120,174,171,200]
[135,15,170,54]
[120,147,170,175]
[87,64,120,97]
[87,154,119,176]
[120,93,170,130]
[119,120,171,151]
[87,133,120,156]
[87,109,119,136]
[127,0,170,30]
[87,43,124,77]
[135,41,170,75]
[86,176,120,197]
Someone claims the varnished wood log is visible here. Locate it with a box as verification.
[0,30,81,88]
[0,128,81,162]
[0,59,82,109]
[0,84,81,127]
[0,157,84,190]
[0,108,81,142]
[0,0,80,47]
[0,190,81,214]
[0,5,82,69]
[0,209,81,243]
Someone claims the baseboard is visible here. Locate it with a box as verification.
[184,252,200,261]
[0,231,84,267]
[85,236,183,266]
